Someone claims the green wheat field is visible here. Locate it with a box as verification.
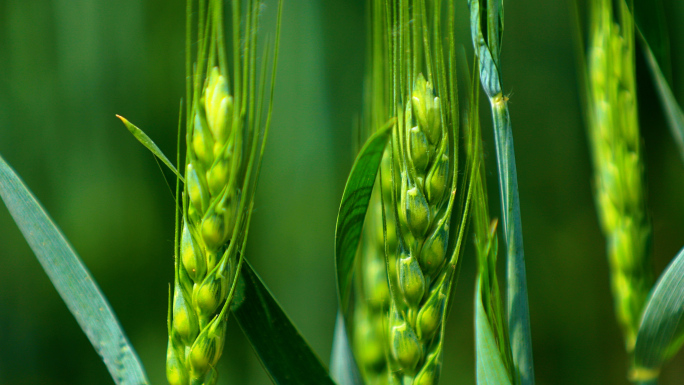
[0,0,683,384]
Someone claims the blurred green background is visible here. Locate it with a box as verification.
[1,0,684,384]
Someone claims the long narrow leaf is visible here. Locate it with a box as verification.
[633,0,671,81]
[476,277,513,385]
[231,260,336,385]
[492,103,535,385]
[631,1,684,165]
[335,119,394,313]
[640,42,684,165]
[116,115,185,183]
[632,246,684,379]
[468,1,535,384]
[0,153,149,385]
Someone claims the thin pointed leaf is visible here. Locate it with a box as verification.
[630,0,684,164]
[633,246,684,375]
[116,115,185,183]
[0,154,149,385]
[231,260,336,385]
[335,119,394,313]
[476,277,513,385]
[639,41,684,165]
[633,0,671,81]
[330,311,362,385]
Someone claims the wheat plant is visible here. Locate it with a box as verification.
[576,1,684,384]
[6,0,684,384]
[364,1,474,383]
[166,0,279,383]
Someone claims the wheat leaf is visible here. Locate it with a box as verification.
[116,115,185,183]
[231,260,335,385]
[469,1,535,383]
[633,246,684,376]
[476,276,514,385]
[631,0,684,165]
[335,119,394,313]
[0,153,149,385]
[330,311,362,385]
[640,42,684,165]
[633,0,671,81]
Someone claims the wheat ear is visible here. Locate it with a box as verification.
[380,1,469,384]
[586,0,653,354]
[166,0,279,384]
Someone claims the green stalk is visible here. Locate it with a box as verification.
[468,1,535,384]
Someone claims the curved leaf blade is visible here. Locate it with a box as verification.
[0,154,149,385]
[116,115,185,183]
[633,246,684,377]
[231,260,336,385]
[334,119,394,312]
[476,277,513,385]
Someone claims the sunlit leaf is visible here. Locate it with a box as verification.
[0,153,149,385]
[116,115,185,183]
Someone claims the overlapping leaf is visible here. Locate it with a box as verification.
[476,280,513,385]
[334,120,394,313]
[468,1,535,384]
[331,119,393,383]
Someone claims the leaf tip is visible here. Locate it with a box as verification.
[116,115,136,134]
